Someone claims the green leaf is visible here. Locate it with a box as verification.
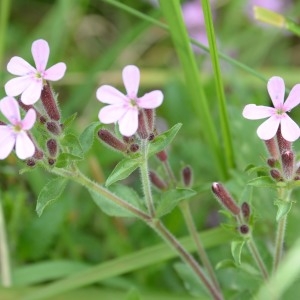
[215,259,236,270]
[89,184,143,217]
[231,240,245,265]
[105,156,142,187]
[174,262,208,298]
[247,176,276,188]
[55,153,83,168]
[79,122,101,154]
[62,112,77,130]
[148,123,182,157]
[274,199,293,221]
[156,188,196,218]
[60,134,83,157]
[36,177,68,217]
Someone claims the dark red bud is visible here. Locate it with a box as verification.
[264,138,279,160]
[26,158,36,167]
[241,202,250,219]
[270,169,283,181]
[48,158,56,166]
[239,224,249,235]
[41,82,61,121]
[33,148,44,160]
[0,121,6,125]
[276,126,291,154]
[182,166,193,187]
[281,150,294,180]
[46,121,61,135]
[212,182,240,215]
[137,110,149,139]
[47,139,58,157]
[98,129,127,152]
[39,116,47,124]
[129,143,139,153]
[267,158,277,168]
[149,171,168,190]
[156,150,168,162]
[144,109,155,132]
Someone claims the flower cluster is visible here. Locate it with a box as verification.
[0,39,66,160]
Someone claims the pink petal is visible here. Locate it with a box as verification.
[122,65,140,98]
[44,62,67,81]
[96,85,127,105]
[256,116,280,140]
[98,105,126,124]
[15,131,35,159]
[22,109,36,130]
[32,39,49,72]
[267,76,285,108]
[7,56,36,76]
[0,97,21,124]
[280,115,300,142]
[21,80,43,105]
[5,76,33,97]
[284,84,300,111]
[0,126,15,159]
[118,107,138,137]
[242,104,274,120]
[137,90,163,109]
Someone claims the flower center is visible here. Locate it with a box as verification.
[129,97,137,107]
[276,108,285,115]
[12,122,22,133]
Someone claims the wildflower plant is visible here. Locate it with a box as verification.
[2,1,300,300]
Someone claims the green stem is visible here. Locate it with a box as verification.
[152,219,223,300]
[0,193,11,287]
[246,237,269,280]
[140,139,156,217]
[180,201,221,291]
[273,213,287,273]
[201,0,235,171]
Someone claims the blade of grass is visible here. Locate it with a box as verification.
[102,0,267,83]
[201,0,235,172]
[0,0,11,85]
[159,0,227,179]
[21,227,233,300]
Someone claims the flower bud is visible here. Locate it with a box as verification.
[39,116,47,124]
[129,143,139,153]
[98,129,127,152]
[211,182,240,215]
[270,169,283,181]
[276,126,291,154]
[33,148,44,160]
[182,166,193,187]
[241,202,250,220]
[149,170,168,190]
[239,224,250,235]
[0,121,6,125]
[264,138,279,160]
[144,109,155,133]
[156,150,168,162]
[137,110,149,139]
[41,82,61,121]
[26,158,36,167]
[48,158,56,166]
[281,150,294,180]
[267,158,277,168]
[47,139,58,157]
[46,121,61,135]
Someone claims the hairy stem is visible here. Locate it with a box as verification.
[0,194,11,287]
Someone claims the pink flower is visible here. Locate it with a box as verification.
[0,97,36,159]
[242,76,300,142]
[96,65,163,137]
[5,39,66,105]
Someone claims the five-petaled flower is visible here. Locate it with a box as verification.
[243,76,300,142]
[5,39,66,105]
[0,97,36,159]
[96,65,163,137]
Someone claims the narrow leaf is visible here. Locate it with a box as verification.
[231,240,245,265]
[274,199,293,221]
[148,123,182,157]
[105,156,142,187]
[156,188,196,218]
[60,134,83,157]
[79,122,100,154]
[247,176,276,188]
[55,153,83,168]
[36,177,68,217]
[89,184,143,217]
[62,112,77,130]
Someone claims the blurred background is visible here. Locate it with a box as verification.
[1,0,300,299]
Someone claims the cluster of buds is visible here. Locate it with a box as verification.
[212,182,251,236]
[266,127,299,182]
